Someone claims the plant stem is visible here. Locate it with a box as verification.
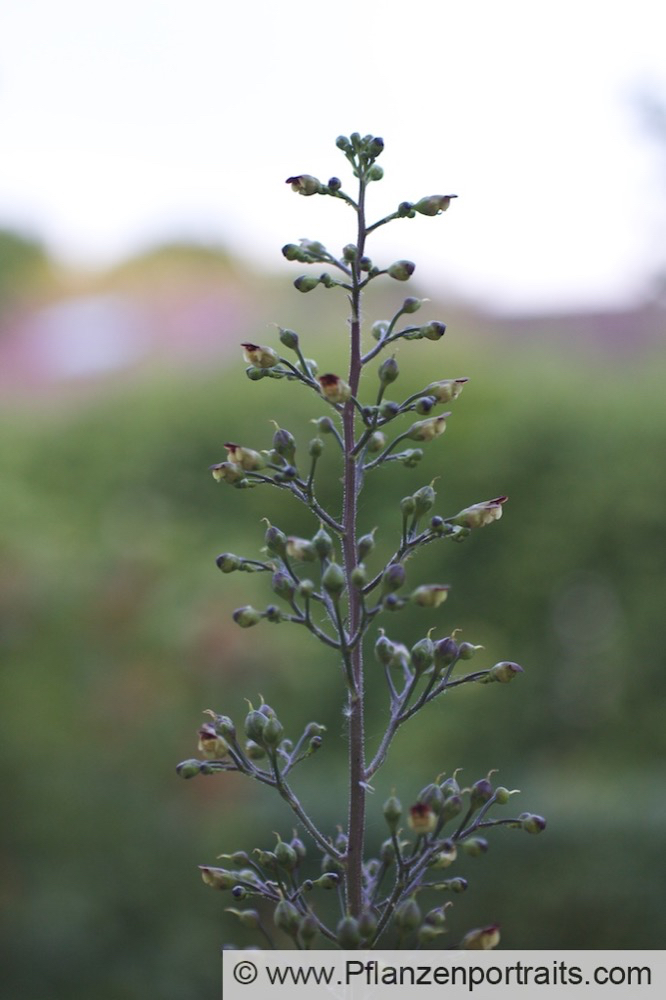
[342,170,367,918]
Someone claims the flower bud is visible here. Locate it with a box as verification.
[226,907,261,930]
[298,579,314,598]
[406,413,450,441]
[241,342,280,368]
[400,495,416,516]
[462,836,489,857]
[342,243,357,261]
[271,571,295,601]
[210,461,244,484]
[430,843,457,868]
[312,525,333,558]
[381,562,406,595]
[318,373,351,403]
[418,782,444,814]
[395,896,422,933]
[216,552,242,573]
[286,537,317,562]
[244,708,268,743]
[441,794,463,821]
[410,636,435,674]
[232,606,262,628]
[274,898,301,935]
[374,631,395,666]
[312,415,336,434]
[245,739,266,760]
[408,802,437,835]
[272,426,296,463]
[519,812,547,834]
[414,194,457,216]
[311,871,340,889]
[337,916,361,949]
[262,715,284,748]
[379,400,400,419]
[225,443,266,471]
[434,637,459,670]
[415,395,436,415]
[274,836,298,870]
[294,274,320,293]
[286,174,323,196]
[379,838,397,864]
[410,584,450,608]
[245,365,268,381]
[402,296,422,314]
[471,778,494,808]
[459,641,483,660]
[412,483,436,517]
[199,866,236,890]
[454,496,508,528]
[298,913,318,946]
[461,924,501,950]
[197,723,229,759]
[264,522,287,557]
[359,255,373,271]
[425,377,469,402]
[254,849,278,871]
[322,561,346,598]
[336,134,350,151]
[358,909,378,940]
[486,660,524,683]
[367,135,384,158]
[327,176,341,191]
[176,758,201,779]
[350,565,367,588]
[383,793,402,832]
[388,260,415,281]
[422,321,447,341]
[378,356,399,385]
[425,904,451,927]
[372,320,389,341]
[308,437,324,457]
[278,327,299,350]
[368,164,383,181]
[358,529,376,560]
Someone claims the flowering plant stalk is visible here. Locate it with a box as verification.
[177,133,545,950]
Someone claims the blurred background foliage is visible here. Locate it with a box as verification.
[1,234,666,999]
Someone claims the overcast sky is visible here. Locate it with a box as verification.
[1,0,665,312]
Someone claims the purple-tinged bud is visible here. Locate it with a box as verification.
[485,660,524,683]
[440,773,461,796]
[322,561,346,598]
[372,320,389,341]
[176,759,201,779]
[321,852,346,876]
[358,529,376,560]
[359,255,373,271]
[430,843,457,868]
[197,723,229,759]
[241,342,280,368]
[286,174,323,196]
[397,201,414,217]
[415,395,437,414]
[381,562,406,596]
[408,802,437,835]
[425,377,469,402]
[264,522,287,557]
[410,636,435,674]
[232,606,262,628]
[470,778,494,808]
[437,876,468,893]
[231,885,247,899]
[378,356,399,385]
[271,571,295,601]
[380,400,400,420]
[216,552,242,573]
[383,793,402,832]
[278,327,299,350]
[374,631,395,666]
[318,373,351,403]
[400,449,424,468]
[519,812,547,834]
[274,899,301,935]
[244,708,268,743]
[406,413,450,442]
[388,260,415,281]
[294,274,320,293]
[461,924,501,950]
[422,321,447,341]
[383,594,404,611]
[199,866,236,890]
[290,835,306,861]
[462,836,489,857]
[286,537,317,562]
[434,637,459,670]
[418,782,444,814]
[327,176,341,191]
[272,426,296,462]
[395,896,422,932]
[282,243,307,261]
[441,794,463,821]
[430,515,446,533]
[245,740,266,760]
[254,849,278,871]
[402,296,422,314]
[411,584,450,608]
[413,483,436,516]
[454,496,508,528]
[319,271,335,288]
[337,916,361,949]
[425,904,451,927]
[459,641,483,660]
[210,461,244,484]
[413,194,457,216]
[367,135,385,157]
[224,443,266,471]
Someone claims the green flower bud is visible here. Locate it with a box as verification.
[388,260,415,281]
[286,174,323,196]
[430,843,457,868]
[378,356,399,385]
[358,909,378,940]
[336,135,350,151]
[438,876,468,893]
[381,562,406,595]
[321,851,346,875]
[462,836,489,857]
[372,320,389,341]
[394,896,422,933]
[271,571,295,601]
[357,529,376,560]
[368,164,383,181]
[312,525,333,558]
[311,871,340,889]
[458,641,483,660]
[294,274,320,293]
[312,415,336,434]
[402,296,422,314]
[413,483,436,516]
[322,561,346,598]
[400,495,416,516]
[232,606,262,628]
[225,907,261,930]
[441,794,463,821]
[410,636,435,674]
[519,812,547,834]
[298,913,319,946]
[286,537,317,561]
[262,715,284,748]
[397,200,414,217]
[241,342,280,368]
[425,377,469,402]
[245,739,266,760]
[244,708,268,743]
[274,899,301,935]
[461,924,501,950]
[367,136,384,157]
[383,793,402,832]
[406,413,450,441]
[318,373,351,403]
[298,579,314,598]
[279,327,299,350]
[245,365,268,381]
[374,631,395,666]
[199,866,236,890]
[422,320,447,340]
[176,759,201,779]
[440,774,461,796]
[359,255,373,271]
[304,721,326,739]
[380,838,396,864]
[350,564,367,588]
[274,836,298,870]
[264,522,287,557]
[411,584,450,608]
[272,426,296,462]
[216,552,242,573]
[413,194,457,216]
[415,395,437,414]
[254,849,278,871]
[342,243,357,261]
[308,437,324,457]
[336,916,361,949]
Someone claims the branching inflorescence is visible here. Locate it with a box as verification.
[177,132,545,950]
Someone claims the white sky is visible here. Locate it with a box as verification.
[1,0,665,312]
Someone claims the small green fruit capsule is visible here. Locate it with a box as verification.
[274,899,301,935]
[337,916,361,949]
[395,896,422,932]
[368,164,383,181]
[358,529,376,560]
[379,838,396,864]
[322,561,346,597]
[378,356,399,385]
[372,320,389,341]
[462,836,489,857]
[350,564,367,589]
[298,913,318,946]
[274,837,298,870]
[294,275,320,292]
[381,563,406,595]
[402,296,422,314]
[312,415,336,434]
[374,632,395,666]
[400,495,416,516]
[425,905,450,927]
[388,260,415,281]
[304,721,326,739]
[232,606,262,628]
[342,243,357,261]
[383,793,402,832]
[254,849,278,871]
[244,709,268,743]
[308,437,324,457]
[216,553,242,573]
[176,759,201,779]
[227,908,261,930]
[411,636,435,674]
[272,426,296,462]
[359,909,378,939]
[312,526,333,558]
[279,327,299,350]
